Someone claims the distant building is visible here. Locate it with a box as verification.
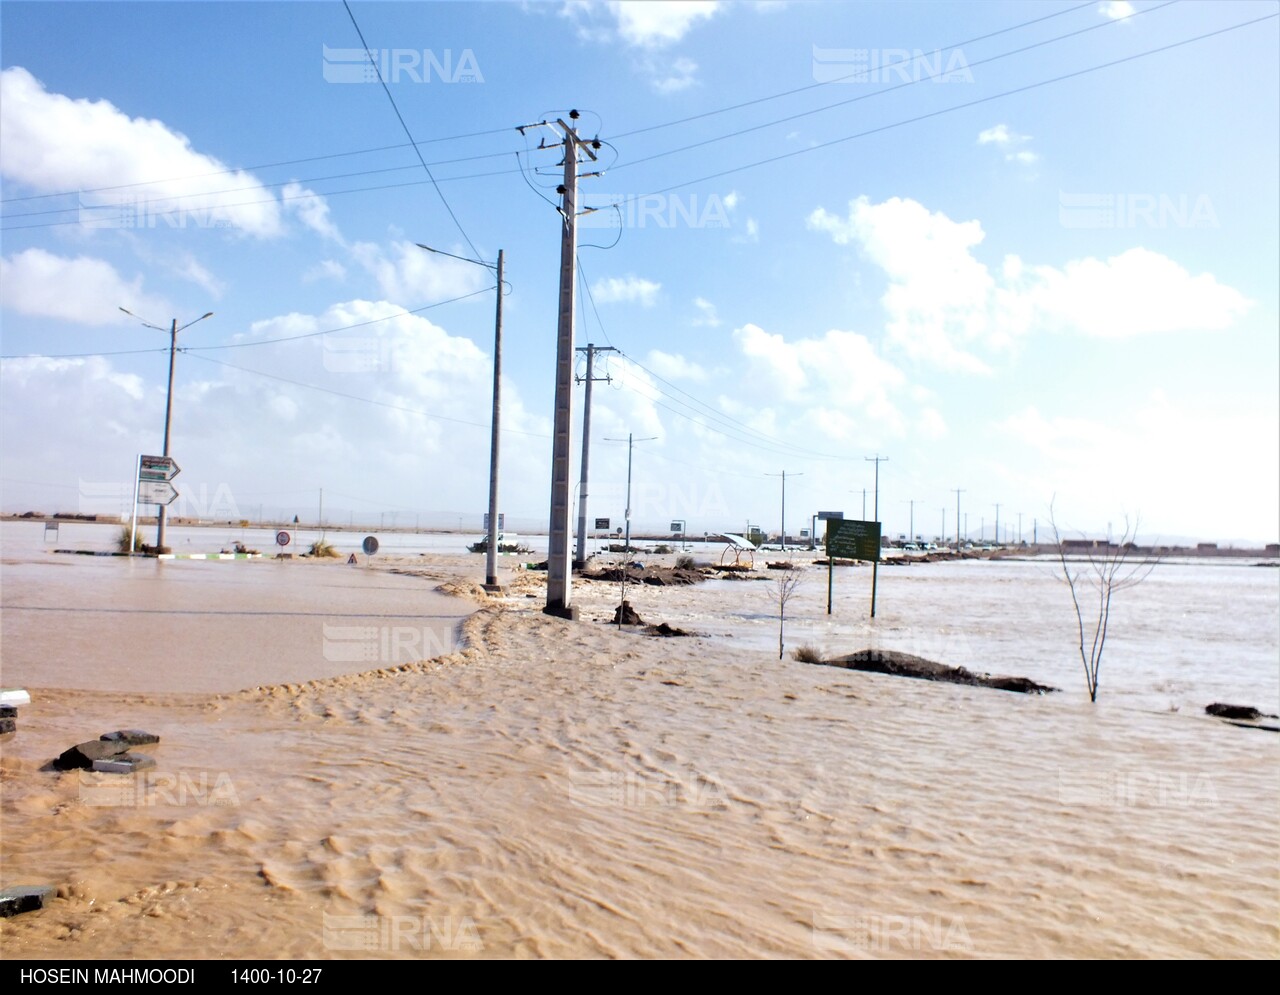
[1197,542,1218,552]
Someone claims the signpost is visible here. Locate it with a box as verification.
[138,480,179,506]
[362,536,379,555]
[594,518,610,530]
[276,530,291,548]
[482,513,505,532]
[130,454,182,553]
[825,518,882,617]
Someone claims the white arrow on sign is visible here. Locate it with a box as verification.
[139,455,181,482]
[138,480,179,506]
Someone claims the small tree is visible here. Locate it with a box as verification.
[1050,502,1160,701]
[775,572,803,660]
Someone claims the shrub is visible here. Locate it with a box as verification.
[117,526,144,553]
[792,644,823,664]
[308,539,340,558]
[675,554,697,570]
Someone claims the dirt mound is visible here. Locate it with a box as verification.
[813,648,1057,695]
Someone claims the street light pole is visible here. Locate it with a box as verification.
[605,433,656,626]
[766,471,802,551]
[120,307,212,553]
[416,244,504,590]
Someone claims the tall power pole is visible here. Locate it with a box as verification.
[541,113,598,619]
[864,454,888,617]
[994,503,1001,548]
[574,342,617,569]
[953,488,965,549]
[766,471,802,550]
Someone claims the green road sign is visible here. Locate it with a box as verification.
[826,519,881,561]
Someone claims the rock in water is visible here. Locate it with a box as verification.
[52,738,134,771]
[0,885,54,918]
[1205,702,1276,720]
[611,600,644,626]
[92,753,157,774]
[100,729,160,746]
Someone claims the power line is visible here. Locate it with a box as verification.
[0,165,525,233]
[341,0,482,262]
[632,12,1276,200]
[182,352,550,438]
[0,1,1093,210]
[0,128,515,206]
[2,149,518,223]
[608,0,1179,178]
[0,288,494,361]
[184,288,495,352]
[608,0,1100,142]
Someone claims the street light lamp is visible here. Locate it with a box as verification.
[119,307,213,552]
[604,433,657,626]
[415,244,505,590]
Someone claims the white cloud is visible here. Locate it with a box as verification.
[0,67,286,238]
[978,123,1037,165]
[808,196,1250,369]
[303,260,348,284]
[692,297,721,327]
[646,349,707,381]
[0,298,554,521]
[283,182,343,242]
[0,248,169,326]
[1007,248,1250,338]
[591,274,661,306]
[1100,1,1135,19]
[722,191,740,211]
[978,124,1015,146]
[171,254,225,299]
[646,56,700,94]
[609,1,720,47]
[808,196,995,373]
[350,240,490,304]
[732,323,907,434]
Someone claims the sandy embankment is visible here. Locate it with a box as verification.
[1,553,1277,959]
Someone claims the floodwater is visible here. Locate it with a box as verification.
[1,523,473,694]
[0,521,1276,959]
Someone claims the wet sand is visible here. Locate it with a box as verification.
[1,546,1277,959]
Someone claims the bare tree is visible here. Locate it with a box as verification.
[1050,501,1160,701]
[775,570,803,660]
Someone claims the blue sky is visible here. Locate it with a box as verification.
[2,0,1276,544]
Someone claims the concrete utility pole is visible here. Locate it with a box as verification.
[766,471,802,550]
[574,342,617,569]
[952,489,964,549]
[486,249,505,589]
[994,503,1001,547]
[541,112,598,619]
